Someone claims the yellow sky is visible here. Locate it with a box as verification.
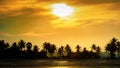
[0,0,120,51]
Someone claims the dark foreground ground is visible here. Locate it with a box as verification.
[0,59,120,68]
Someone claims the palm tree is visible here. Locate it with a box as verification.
[91,44,96,52]
[96,46,101,54]
[65,44,71,52]
[65,44,71,58]
[58,46,64,58]
[83,47,87,52]
[11,42,18,49]
[33,45,39,53]
[43,42,56,58]
[0,40,9,52]
[18,40,26,51]
[26,42,32,51]
[105,43,110,52]
[116,41,120,57]
[76,45,81,53]
[61,46,64,51]
[48,44,56,58]
[105,38,117,58]
[43,42,50,52]
[6,43,9,49]
[82,47,89,59]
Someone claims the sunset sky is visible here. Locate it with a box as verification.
[0,0,120,51]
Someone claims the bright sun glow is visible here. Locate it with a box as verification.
[51,3,74,18]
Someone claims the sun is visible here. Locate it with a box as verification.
[51,3,74,18]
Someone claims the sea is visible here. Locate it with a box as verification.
[0,59,120,68]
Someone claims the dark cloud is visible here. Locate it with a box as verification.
[0,6,50,18]
[0,0,7,4]
[73,0,120,5]
[107,3,120,10]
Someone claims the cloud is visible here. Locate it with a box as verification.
[105,3,120,10]
[22,32,56,37]
[21,32,40,37]
[0,0,119,19]
[0,32,13,37]
[0,31,56,37]
[0,0,120,31]
[37,0,120,5]
[72,0,120,5]
[0,0,56,34]
[0,0,52,18]
[51,18,81,28]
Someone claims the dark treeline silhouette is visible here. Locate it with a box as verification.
[0,37,120,59]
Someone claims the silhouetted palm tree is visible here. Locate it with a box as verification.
[48,44,56,58]
[58,46,64,58]
[91,44,96,52]
[83,47,87,52]
[33,45,39,53]
[82,47,89,59]
[6,43,9,49]
[0,40,9,52]
[43,42,50,52]
[11,42,18,49]
[96,46,101,54]
[65,44,71,52]
[61,46,64,51]
[105,38,117,58]
[26,42,32,51]
[43,42,56,58]
[76,45,80,53]
[1,37,120,59]
[18,40,26,50]
[8,42,20,58]
[65,44,71,58]
[116,41,120,57]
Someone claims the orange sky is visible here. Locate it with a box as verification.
[0,0,120,51]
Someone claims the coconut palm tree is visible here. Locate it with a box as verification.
[48,44,56,58]
[105,38,117,58]
[96,46,101,54]
[43,42,50,52]
[11,42,18,49]
[58,46,64,58]
[43,42,56,58]
[33,45,39,53]
[65,44,71,58]
[0,40,9,52]
[116,41,120,57]
[91,44,96,52]
[18,40,26,51]
[26,42,32,51]
[76,45,81,53]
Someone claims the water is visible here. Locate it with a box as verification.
[0,59,120,68]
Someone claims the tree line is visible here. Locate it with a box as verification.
[0,37,120,59]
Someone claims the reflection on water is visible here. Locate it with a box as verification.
[0,59,120,68]
[51,66,70,68]
[53,60,68,63]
